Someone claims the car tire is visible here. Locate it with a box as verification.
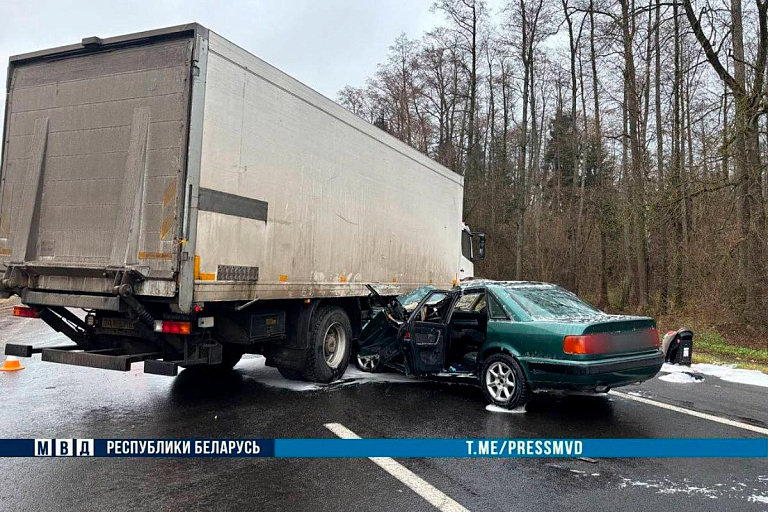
[301,305,352,383]
[480,353,531,409]
[278,367,305,381]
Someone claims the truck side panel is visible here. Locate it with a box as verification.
[193,32,464,302]
[0,36,194,296]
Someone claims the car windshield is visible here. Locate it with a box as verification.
[501,286,602,319]
[397,286,435,312]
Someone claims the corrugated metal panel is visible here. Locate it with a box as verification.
[0,37,193,283]
[193,33,464,301]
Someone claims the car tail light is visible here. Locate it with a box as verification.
[563,334,609,354]
[403,331,411,341]
[649,328,661,348]
[564,328,660,355]
[154,320,191,335]
[13,306,39,318]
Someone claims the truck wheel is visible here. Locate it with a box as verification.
[302,305,351,383]
[480,354,531,409]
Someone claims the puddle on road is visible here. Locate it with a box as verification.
[485,404,527,414]
[237,356,417,393]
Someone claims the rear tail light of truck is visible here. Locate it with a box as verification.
[13,306,39,318]
[153,320,191,335]
[563,328,660,355]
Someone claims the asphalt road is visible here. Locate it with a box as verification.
[0,311,766,512]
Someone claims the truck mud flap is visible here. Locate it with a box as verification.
[41,348,160,372]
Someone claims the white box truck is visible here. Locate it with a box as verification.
[0,24,485,382]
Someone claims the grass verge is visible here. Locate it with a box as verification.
[693,326,768,364]
[688,326,768,373]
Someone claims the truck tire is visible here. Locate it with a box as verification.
[480,353,531,410]
[301,305,352,383]
[278,367,305,381]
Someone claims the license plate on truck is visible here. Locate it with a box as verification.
[101,318,135,330]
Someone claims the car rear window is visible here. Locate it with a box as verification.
[501,287,601,319]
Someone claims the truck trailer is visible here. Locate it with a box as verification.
[0,23,485,382]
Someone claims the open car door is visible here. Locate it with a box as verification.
[403,290,458,375]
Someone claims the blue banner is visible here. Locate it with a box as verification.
[0,438,765,458]
[275,438,767,458]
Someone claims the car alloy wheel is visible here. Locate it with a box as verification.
[485,360,516,402]
[356,354,380,372]
[480,353,532,409]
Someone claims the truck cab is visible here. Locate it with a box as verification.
[459,223,485,280]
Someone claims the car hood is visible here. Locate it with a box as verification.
[357,309,402,362]
[358,286,435,364]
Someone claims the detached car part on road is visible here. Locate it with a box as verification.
[358,281,664,409]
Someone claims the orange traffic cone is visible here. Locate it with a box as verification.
[0,356,24,372]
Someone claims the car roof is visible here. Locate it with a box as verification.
[457,279,559,291]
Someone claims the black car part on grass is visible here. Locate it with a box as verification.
[662,328,693,366]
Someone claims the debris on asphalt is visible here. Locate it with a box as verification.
[616,476,768,501]
[661,363,768,388]
[658,372,704,384]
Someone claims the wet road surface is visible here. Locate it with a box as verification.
[0,312,766,511]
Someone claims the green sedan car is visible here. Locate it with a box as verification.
[358,280,664,409]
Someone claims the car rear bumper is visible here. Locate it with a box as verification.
[523,350,664,391]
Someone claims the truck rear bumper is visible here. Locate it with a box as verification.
[21,290,126,311]
[42,348,161,371]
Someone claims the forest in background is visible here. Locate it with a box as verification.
[338,0,768,346]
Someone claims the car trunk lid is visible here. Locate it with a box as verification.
[565,316,659,357]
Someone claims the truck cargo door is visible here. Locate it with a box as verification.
[0,35,195,295]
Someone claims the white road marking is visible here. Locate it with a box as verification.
[324,422,469,512]
[610,390,768,435]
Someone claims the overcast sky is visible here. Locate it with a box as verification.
[0,0,461,121]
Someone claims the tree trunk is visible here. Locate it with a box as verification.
[655,0,668,311]
[620,0,649,308]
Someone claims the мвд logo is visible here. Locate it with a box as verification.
[35,439,94,456]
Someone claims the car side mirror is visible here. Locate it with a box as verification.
[477,233,486,261]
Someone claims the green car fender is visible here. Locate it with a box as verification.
[476,336,534,383]
[477,319,572,384]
